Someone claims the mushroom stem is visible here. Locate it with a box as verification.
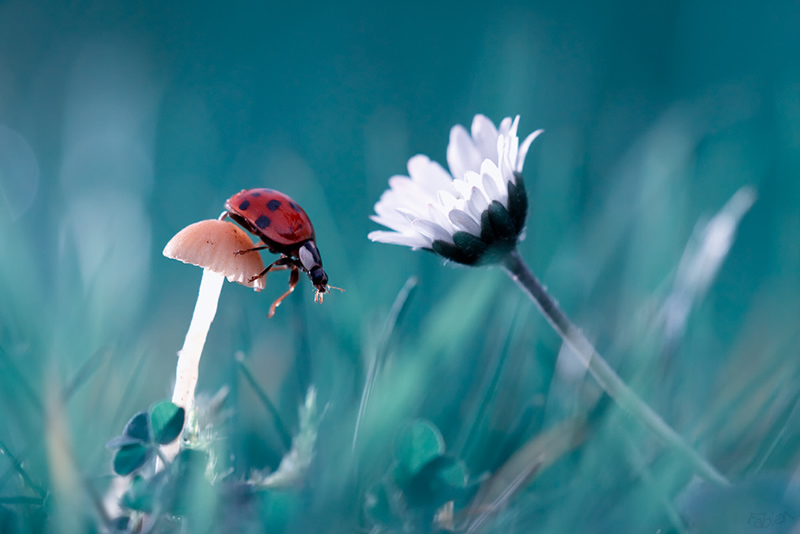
[173,268,225,409]
[163,268,225,460]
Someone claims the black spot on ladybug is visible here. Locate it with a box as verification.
[251,192,262,197]
[239,200,250,210]
[255,215,271,229]
[267,199,282,211]
[289,201,300,211]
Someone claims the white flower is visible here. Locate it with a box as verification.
[368,114,542,264]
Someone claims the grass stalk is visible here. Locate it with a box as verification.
[501,249,728,486]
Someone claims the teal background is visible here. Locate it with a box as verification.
[2,0,800,532]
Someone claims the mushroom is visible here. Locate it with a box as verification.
[162,219,265,458]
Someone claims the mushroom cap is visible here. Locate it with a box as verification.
[163,219,266,290]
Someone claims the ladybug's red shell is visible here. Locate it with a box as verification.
[225,189,315,251]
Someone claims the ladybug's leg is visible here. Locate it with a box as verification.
[267,266,300,318]
[248,256,294,283]
[235,245,270,256]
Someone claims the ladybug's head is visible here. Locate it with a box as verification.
[298,241,329,294]
[309,266,328,291]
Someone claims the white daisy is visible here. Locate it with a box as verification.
[367,114,731,488]
[368,114,543,265]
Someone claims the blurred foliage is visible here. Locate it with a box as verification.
[105,401,185,476]
[364,419,473,532]
[2,0,800,532]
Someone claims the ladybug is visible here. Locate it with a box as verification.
[222,188,338,317]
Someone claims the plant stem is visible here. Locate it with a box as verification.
[501,249,728,486]
[352,276,417,455]
[237,358,293,451]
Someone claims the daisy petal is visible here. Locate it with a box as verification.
[481,158,505,190]
[427,203,454,233]
[463,170,484,194]
[437,189,458,211]
[369,214,409,234]
[471,114,500,162]
[395,208,421,223]
[451,179,473,199]
[412,219,454,244]
[449,209,481,236]
[408,154,453,194]
[482,171,503,205]
[497,116,513,136]
[447,124,481,181]
[368,230,431,249]
[506,117,521,167]
[467,186,490,218]
[517,129,544,173]
[508,115,520,139]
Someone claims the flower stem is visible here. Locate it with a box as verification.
[501,249,728,486]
